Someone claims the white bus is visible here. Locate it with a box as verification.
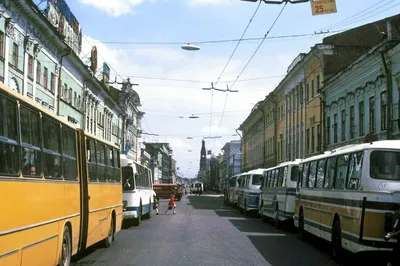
[224,173,245,207]
[259,160,302,228]
[190,181,204,195]
[294,141,400,259]
[237,169,266,215]
[121,156,154,226]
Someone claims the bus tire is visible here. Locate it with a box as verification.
[58,226,72,266]
[133,202,142,226]
[298,209,307,241]
[103,216,114,248]
[144,198,151,219]
[331,219,343,262]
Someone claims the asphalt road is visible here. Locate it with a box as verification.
[71,194,385,266]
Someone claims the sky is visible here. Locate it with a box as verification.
[40,0,400,178]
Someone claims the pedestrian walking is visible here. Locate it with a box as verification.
[153,191,160,215]
[165,191,176,214]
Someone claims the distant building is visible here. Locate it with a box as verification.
[221,140,241,177]
[144,142,174,184]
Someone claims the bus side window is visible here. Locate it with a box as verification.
[0,95,19,176]
[277,167,284,187]
[308,161,317,188]
[282,166,288,186]
[316,159,326,189]
[324,156,337,189]
[62,128,77,180]
[301,162,309,188]
[347,152,363,190]
[87,138,97,181]
[20,106,42,177]
[335,154,349,189]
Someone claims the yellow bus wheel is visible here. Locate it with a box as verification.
[58,226,72,266]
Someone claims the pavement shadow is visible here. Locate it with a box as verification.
[186,195,225,210]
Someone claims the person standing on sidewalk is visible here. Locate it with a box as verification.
[165,191,176,214]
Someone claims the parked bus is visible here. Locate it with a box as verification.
[237,169,265,214]
[224,173,245,207]
[259,160,301,228]
[121,157,154,226]
[294,141,400,259]
[0,84,122,266]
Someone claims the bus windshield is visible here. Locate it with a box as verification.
[252,174,263,185]
[122,166,136,190]
[370,151,400,180]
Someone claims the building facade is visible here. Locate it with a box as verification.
[323,40,400,149]
[221,140,242,177]
[2,0,123,145]
[144,142,174,184]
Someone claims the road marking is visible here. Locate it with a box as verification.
[214,209,230,211]
[244,232,287,236]
[223,217,249,220]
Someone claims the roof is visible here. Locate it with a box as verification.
[300,140,400,164]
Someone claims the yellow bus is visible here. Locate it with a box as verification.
[0,83,122,266]
[294,141,400,260]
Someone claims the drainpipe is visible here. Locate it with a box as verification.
[56,48,72,116]
[259,108,266,168]
[380,50,393,140]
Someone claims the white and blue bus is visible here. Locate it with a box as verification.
[121,156,154,226]
[237,169,266,215]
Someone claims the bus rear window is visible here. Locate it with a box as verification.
[252,174,263,185]
[370,151,400,180]
[122,167,135,190]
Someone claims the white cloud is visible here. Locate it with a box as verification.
[79,0,145,17]
[189,0,233,6]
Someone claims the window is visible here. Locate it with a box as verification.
[370,151,400,180]
[308,161,317,188]
[350,105,355,139]
[0,95,19,175]
[311,79,315,98]
[290,165,299,181]
[333,113,338,143]
[87,138,97,181]
[50,73,55,93]
[347,152,363,190]
[62,128,77,180]
[74,91,77,108]
[359,101,364,136]
[36,61,41,84]
[307,128,310,152]
[68,88,72,104]
[341,109,346,141]
[20,106,41,177]
[282,166,288,185]
[252,174,262,185]
[311,126,315,153]
[122,166,135,190]
[28,55,33,79]
[277,168,284,187]
[43,67,48,90]
[96,142,106,182]
[324,156,336,189]
[316,159,326,189]
[63,83,68,101]
[42,117,61,179]
[381,91,387,131]
[335,154,349,189]
[113,149,120,182]
[316,74,320,92]
[301,162,309,188]
[0,32,4,58]
[12,43,18,68]
[306,83,310,101]
[369,97,375,133]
